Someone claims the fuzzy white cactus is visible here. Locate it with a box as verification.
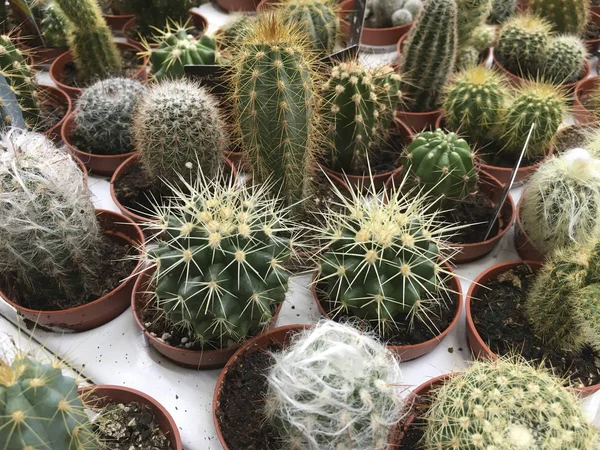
[265,320,405,450]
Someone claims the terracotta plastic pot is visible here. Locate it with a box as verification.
[215,0,261,12]
[61,112,136,177]
[49,42,149,99]
[466,260,600,396]
[131,267,282,370]
[38,84,72,143]
[311,262,463,361]
[585,12,600,53]
[14,29,68,67]
[103,13,136,33]
[0,209,145,333]
[513,197,545,262]
[79,385,182,450]
[574,76,600,124]
[122,10,208,48]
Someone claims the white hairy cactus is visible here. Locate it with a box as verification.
[265,320,405,450]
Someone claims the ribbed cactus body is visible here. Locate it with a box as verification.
[399,0,458,112]
[401,130,477,202]
[217,15,253,49]
[279,0,338,54]
[133,80,226,183]
[456,0,492,46]
[423,358,597,449]
[54,0,122,83]
[122,0,191,37]
[74,77,147,155]
[146,174,295,347]
[530,0,589,34]
[542,36,587,84]
[0,355,100,450]
[41,2,69,48]
[488,0,517,24]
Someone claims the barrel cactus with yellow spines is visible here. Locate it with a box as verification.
[542,35,588,85]
[529,0,589,35]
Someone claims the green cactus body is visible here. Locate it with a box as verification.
[488,0,517,25]
[278,0,338,54]
[149,23,218,80]
[399,0,458,112]
[54,0,122,83]
[145,173,296,348]
[470,23,497,51]
[542,36,587,85]
[231,13,318,209]
[529,0,589,34]
[122,0,191,37]
[41,2,69,48]
[391,9,413,26]
[500,82,567,158]
[401,129,477,202]
[423,358,597,449]
[0,0,8,34]
[217,15,253,49]
[443,66,508,140]
[133,79,226,183]
[456,0,492,46]
[0,355,100,450]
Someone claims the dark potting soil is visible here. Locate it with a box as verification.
[61,49,142,89]
[36,99,67,133]
[441,189,499,245]
[113,161,170,219]
[95,401,172,450]
[584,19,600,43]
[217,344,283,450]
[471,264,600,388]
[315,281,458,347]
[552,124,598,154]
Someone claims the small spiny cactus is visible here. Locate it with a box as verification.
[529,0,590,34]
[488,0,517,24]
[542,35,588,85]
[365,0,422,28]
[456,0,492,47]
[470,23,497,51]
[41,1,69,48]
[121,0,192,37]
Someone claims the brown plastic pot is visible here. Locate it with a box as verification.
[122,10,208,48]
[49,42,149,99]
[38,84,72,143]
[574,75,600,124]
[513,197,545,262]
[131,267,282,370]
[0,209,145,333]
[103,13,136,33]
[311,262,463,361]
[215,0,261,12]
[61,112,136,177]
[466,260,600,396]
[79,385,182,450]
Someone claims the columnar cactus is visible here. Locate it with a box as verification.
[147,21,219,80]
[488,0,517,25]
[542,36,588,85]
[74,77,147,155]
[133,79,226,183]
[229,12,319,208]
[500,82,567,158]
[0,129,100,303]
[0,354,101,449]
[400,129,478,202]
[526,241,600,354]
[144,171,298,348]
[443,66,508,140]
[529,0,589,34]
[265,321,405,450]
[456,0,492,46]
[277,0,339,54]
[41,1,69,48]
[53,0,122,82]
[313,175,457,334]
[399,0,458,112]
[121,0,192,37]
[423,358,598,449]
[520,148,600,255]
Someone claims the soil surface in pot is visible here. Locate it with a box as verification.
[36,98,67,133]
[94,400,172,450]
[0,220,137,311]
[61,48,142,89]
[217,343,283,450]
[471,264,600,388]
[584,19,600,42]
[553,124,598,154]
[113,161,170,219]
[397,402,431,449]
[315,280,458,346]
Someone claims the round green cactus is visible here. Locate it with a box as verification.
[216,14,253,49]
[0,354,101,449]
[542,36,587,85]
[443,66,508,141]
[470,23,497,51]
[423,358,598,449]
[145,171,298,348]
[530,0,589,34]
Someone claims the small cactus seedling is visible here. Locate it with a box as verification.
[53,0,122,83]
[41,1,69,48]
[400,129,478,203]
[143,170,300,348]
[121,0,192,37]
[265,320,405,450]
[147,20,219,80]
[542,35,588,85]
[74,77,147,155]
[470,23,497,52]
[488,0,517,25]
[133,79,226,183]
[520,148,600,255]
[443,66,509,141]
[526,241,600,354]
[0,353,101,449]
[530,0,589,35]
[399,0,458,112]
[423,358,598,449]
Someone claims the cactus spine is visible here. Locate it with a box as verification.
[488,0,517,24]
[399,0,458,112]
[216,14,254,49]
[144,171,298,348]
[53,0,122,83]
[121,0,192,37]
[542,36,588,85]
[265,321,404,450]
[529,0,589,34]
[456,0,492,46]
[423,358,598,449]
[229,12,319,209]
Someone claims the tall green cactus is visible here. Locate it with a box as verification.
[122,0,192,37]
[399,0,458,112]
[54,0,122,83]
[529,0,589,34]
[230,12,319,209]
[456,0,492,46]
[0,354,101,449]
